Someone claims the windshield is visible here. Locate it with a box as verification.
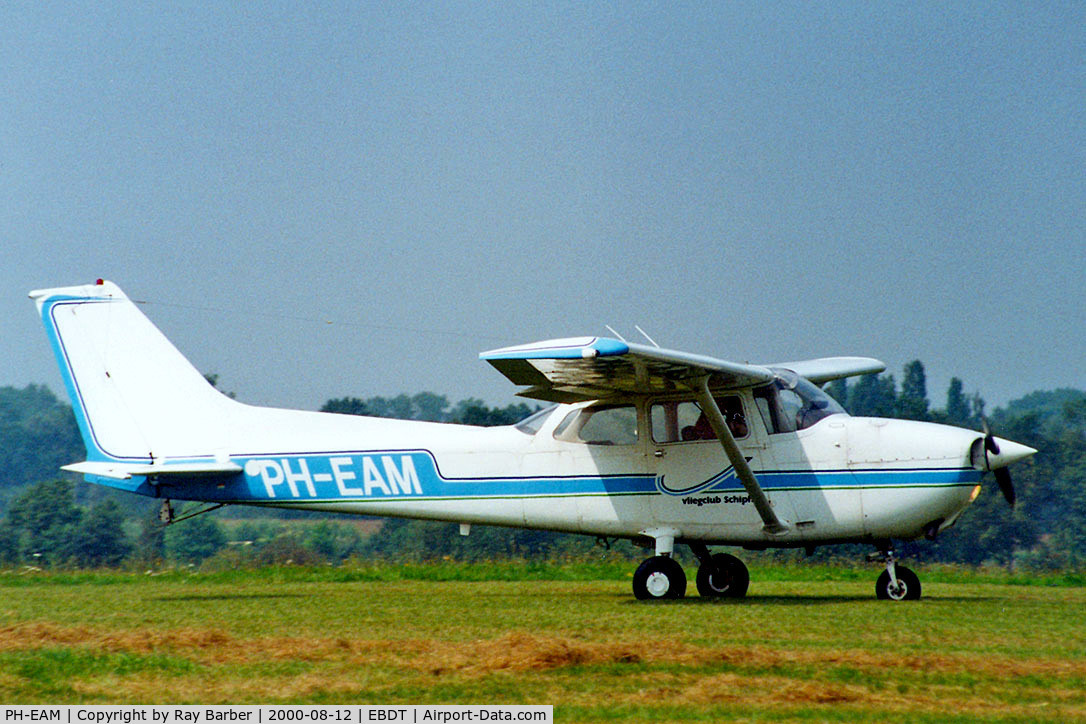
[754,370,847,434]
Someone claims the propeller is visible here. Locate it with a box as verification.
[980,417,1016,507]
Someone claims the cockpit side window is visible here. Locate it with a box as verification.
[754,385,793,434]
[651,396,749,443]
[514,405,557,435]
[553,404,638,445]
[755,371,847,434]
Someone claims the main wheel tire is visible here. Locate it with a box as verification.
[632,556,687,600]
[875,565,921,601]
[695,553,750,598]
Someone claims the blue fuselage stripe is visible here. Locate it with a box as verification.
[101,449,982,503]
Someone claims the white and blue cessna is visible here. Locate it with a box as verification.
[31,281,1035,601]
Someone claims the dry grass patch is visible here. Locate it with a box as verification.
[5,621,1086,681]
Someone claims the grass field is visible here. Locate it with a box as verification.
[0,562,1083,723]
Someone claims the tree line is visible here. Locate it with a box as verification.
[0,364,1083,570]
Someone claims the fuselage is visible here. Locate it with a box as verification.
[94,396,987,549]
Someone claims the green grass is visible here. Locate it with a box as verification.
[4,559,1082,587]
[0,562,1083,722]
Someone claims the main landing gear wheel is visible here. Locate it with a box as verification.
[632,556,687,600]
[695,553,749,598]
[875,565,921,601]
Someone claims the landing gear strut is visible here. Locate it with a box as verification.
[631,532,751,600]
[872,546,921,601]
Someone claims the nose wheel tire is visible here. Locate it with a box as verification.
[695,552,750,598]
[876,565,921,601]
[633,556,687,600]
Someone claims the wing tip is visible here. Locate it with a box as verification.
[480,336,628,361]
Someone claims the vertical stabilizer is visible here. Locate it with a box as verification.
[30,281,238,463]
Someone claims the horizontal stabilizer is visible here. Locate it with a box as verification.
[62,460,243,481]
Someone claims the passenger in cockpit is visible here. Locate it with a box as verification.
[682,397,748,441]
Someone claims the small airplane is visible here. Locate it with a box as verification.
[31,280,1036,601]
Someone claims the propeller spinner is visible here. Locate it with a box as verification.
[972,419,1035,507]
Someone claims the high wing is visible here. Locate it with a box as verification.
[480,337,776,403]
[480,337,884,401]
[771,356,886,385]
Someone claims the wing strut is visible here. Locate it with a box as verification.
[688,376,789,536]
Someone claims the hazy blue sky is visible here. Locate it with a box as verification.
[3,2,1083,413]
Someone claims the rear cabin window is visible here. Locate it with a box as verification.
[553,405,638,445]
[650,396,749,442]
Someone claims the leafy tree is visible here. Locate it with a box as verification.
[165,515,226,564]
[233,519,280,544]
[825,378,849,408]
[364,518,597,562]
[930,484,1036,566]
[450,399,498,426]
[319,391,536,427]
[1063,397,1086,431]
[847,374,897,417]
[386,395,415,420]
[251,532,324,566]
[203,373,237,399]
[0,385,83,512]
[896,360,929,421]
[305,521,363,562]
[6,479,83,566]
[944,377,973,427]
[71,499,131,567]
[0,520,19,564]
[449,399,536,426]
[412,393,450,422]
[1045,435,1086,567]
[133,512,167,566]
[321,397,370,416]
